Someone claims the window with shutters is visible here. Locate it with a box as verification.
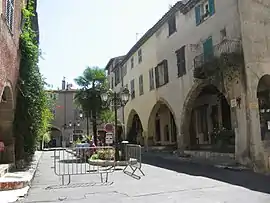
[5,0,15,31]
[176,45,186,77]
[111,77,114,89]
[139,75,144,95]
[130,79,135,99]
[115,67,121,86]
[131,57,134,69]
[149,68,155,91]
[168,14,176,36]
[155,60,169,88]
[122,64,127,77]
[138,49,142,63]
[195,0,215,26]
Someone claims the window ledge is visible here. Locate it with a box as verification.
[168,30,177,38]
[196,14,215,26]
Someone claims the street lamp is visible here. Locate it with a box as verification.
[100,87,130,161]
[69,120,81,142]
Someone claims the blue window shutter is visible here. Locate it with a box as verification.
[195,6,201,26]
[209,0,215,16]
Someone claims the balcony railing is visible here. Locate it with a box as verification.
[193,39,242,75]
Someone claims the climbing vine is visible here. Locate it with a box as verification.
[14,0,53,161]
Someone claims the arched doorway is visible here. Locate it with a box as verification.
[48,126,62,148]
[257,74,270,141]
[126,110,143,144]
[0,86,14,164]
[183,84,234,152]
[148,100,177,146]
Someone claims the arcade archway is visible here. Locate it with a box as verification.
[257,74,270,141]
[126,109,143,144]
[182,84,234,152]
[148,100,177,146]
[48,126,62,147]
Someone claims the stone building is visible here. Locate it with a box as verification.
[0,0,30,164]
[47,78,103,147]
[106,0,270,171]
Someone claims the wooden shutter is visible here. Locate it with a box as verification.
[155,66,159,88]
[164,60,169,84]
[181,46,186,76]
[195,5,201,26]
[208,0,215,16]
[176,46,186,77]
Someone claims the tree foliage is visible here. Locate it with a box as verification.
[14,0,53,160]
[100,109,115,123]
[74,67,108,144]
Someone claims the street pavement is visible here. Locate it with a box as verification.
[17,151,270,203]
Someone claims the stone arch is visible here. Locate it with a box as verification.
[147,98,177,146]
[0,83,15,163]
[48,126,62,147]
[180,82,233,151]
[257,74,270,141]
[126,109,143,144]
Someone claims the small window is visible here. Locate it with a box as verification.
[115,67,121,86]
[168,15,176,36]
[122,64,127,77]
[195,0,215,26]
[155,60,169,88]
[111,77,114,89]
[220,28,227,41]
[176,45,186,77]
[138,49,142,63]
[131,57,134,69]
[149,68,155,90]
[139,75,144,95]
[130,79,135,99]
[5,0,15,31]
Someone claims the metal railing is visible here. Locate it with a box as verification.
[53,146,115,185]
[193,39,242,70]
[123,144,145,179]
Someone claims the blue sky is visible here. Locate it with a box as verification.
[37,0,178,89]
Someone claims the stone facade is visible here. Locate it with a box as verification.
[0,0,24,163]
[106,0,270,172]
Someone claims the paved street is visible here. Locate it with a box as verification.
[18,151,270,203]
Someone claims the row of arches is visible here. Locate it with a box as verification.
[125,74,270,152]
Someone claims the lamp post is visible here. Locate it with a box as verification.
[69,120,81,142]
[79,110,90,137]
[100,87,130,161]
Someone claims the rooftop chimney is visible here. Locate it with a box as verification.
[62,77,66,90]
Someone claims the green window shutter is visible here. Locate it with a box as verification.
[195,5,201,26]
[209,0,215,16]
[203,37,214,62]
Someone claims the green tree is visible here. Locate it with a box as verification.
[13,1,53,164]
[74,66,107,144]
[100,109,115,123]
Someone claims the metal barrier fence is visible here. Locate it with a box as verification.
[53,146,115,185]
[123,144,145,179]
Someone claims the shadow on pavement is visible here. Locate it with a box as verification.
[59,159,87,163]
[142,154,270,194]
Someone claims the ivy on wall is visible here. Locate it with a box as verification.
[13,0,53,161]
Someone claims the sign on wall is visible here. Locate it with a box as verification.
[105,133,113,144]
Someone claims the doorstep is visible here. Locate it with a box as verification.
[0,164,9,178]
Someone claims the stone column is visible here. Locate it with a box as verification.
[143,130,148,152]
[233,93,249,165]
